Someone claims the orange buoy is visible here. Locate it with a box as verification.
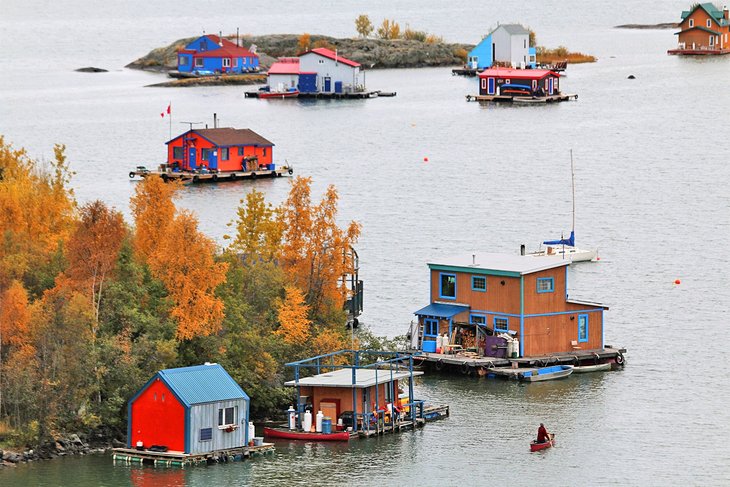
[674,279,681,285]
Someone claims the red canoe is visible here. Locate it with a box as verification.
[259,90,299,99]
[263,427,350,442]
[530,434,555,452]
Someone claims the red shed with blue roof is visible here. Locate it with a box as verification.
[127,363,250,454]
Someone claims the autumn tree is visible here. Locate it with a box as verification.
[129,176,180,263]
[147,210,228,341]
[279,177,361,319]
[227,189,283,263]
[355,15,374,38]
[275,286,312,345]
[0,280,31,416]
[298,33,311,53]
[377,19,401,40]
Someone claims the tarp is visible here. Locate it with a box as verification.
[414,302,469,318]
[543,230,575,247]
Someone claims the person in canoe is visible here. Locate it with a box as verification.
[537,423,551,444]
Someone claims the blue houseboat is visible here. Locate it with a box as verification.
[177,35,259,75]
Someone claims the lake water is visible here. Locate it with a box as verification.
[2,1,730,485]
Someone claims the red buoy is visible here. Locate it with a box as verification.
[423,157,429,162]
[674,279,681,285]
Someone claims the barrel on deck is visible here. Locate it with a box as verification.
[322,417,332,434]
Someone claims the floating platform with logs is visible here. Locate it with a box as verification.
[667,48,730,56]
[413,346,625,378]
[128,164,294,184]
[112,443,274,467]
[245,90,396,99]
[466,93,578,103]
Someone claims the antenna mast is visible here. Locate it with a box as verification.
[570,149,576,235]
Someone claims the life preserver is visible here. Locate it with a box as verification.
[435,359,444,371]
[212,174,218,182]
[288,168,294,175]
[129,172,135,179]
[616,352,625,365]
[460,362,470,374]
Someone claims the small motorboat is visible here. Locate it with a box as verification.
[530,434,555,452]
[259,90,299,99]
[519,365,574,382]
[263,426,350,442]
[572,362,611,373]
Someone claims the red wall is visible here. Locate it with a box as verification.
[166,133,273,172]
[130,378,186,452]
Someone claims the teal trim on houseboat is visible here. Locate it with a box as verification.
[520,276,525,357]
[428,264,521,278]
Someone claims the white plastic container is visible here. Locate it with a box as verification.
[512,338,520,358]
[316,410,324,433]
[288,406,296,430]
[303,410,313,432]
[248,421,255,443]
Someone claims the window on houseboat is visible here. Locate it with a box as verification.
[195,58,204,68]
[173,147,184,159]
[707,19,711,27]
[440,273,456,299]
[471,276,486,291]
[424,318,439,337]
[238,146,245,156]
[200,428,212,441]
[470,314,486,326]
[233,58,238,67]
[218,406,236,426]
[223,58,231,67]
[578,315,589,342]
[536,278,554,293]
[201,148,211,160]
[179,56,187,65]
[263,148,267,156]
[494,316,509,332]
[689,19,694,27]
[221,148,229,160]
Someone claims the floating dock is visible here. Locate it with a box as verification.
[667,48,730,55]
[129,165,293,184]
[414,347,625,378]
[112,443,274,467]
[245,90,396,99]
[452,67,481,77]
[466,93,578,103]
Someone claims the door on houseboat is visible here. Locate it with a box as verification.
[324,77,331,92]
[188,147,197,170]
[487,77,495,95]
[548,77,554,95]
[422,318,439,352]
[209,150,218,170]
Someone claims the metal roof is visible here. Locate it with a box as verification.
[414,302,469,318]
[166,128,274,147]
[494,24,530,35]
[478,68,559,79]
[428,252,570,276]
[158,364,249,407]
[301,48,361,67]
[285,368,422,388]
[268,59,300,75]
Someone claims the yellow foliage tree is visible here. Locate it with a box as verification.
[377,19,401,40]
[228,189,283,263]
[129,176,180,263]
[275,286,312,345]
[355,14,374,38]
[148,210,228,341]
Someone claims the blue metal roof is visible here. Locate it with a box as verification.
[414,302,469,318]
[157,364,249,407]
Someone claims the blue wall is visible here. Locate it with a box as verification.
[467,35,493,69]
[177,36,259,74]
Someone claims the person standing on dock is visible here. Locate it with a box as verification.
[537,423,550,444]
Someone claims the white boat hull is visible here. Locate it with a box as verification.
[572,363,611,373]
[529,246,597,262]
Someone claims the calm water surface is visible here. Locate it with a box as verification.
[2,1,730,485]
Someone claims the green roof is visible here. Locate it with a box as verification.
[681,3,726,24]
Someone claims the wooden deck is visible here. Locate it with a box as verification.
[414,347,626,378]
[129,165,293,184]
[667,48,730,56]
[466,93,578,103]
[112,443,274,467]
[245,90,396,99]
[357,404,450,437]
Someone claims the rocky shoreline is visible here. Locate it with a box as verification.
[0,434,118,468]
[127,33,473,73]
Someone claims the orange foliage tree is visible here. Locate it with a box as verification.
[147,210,228,340]
[0,280,32,415]
[279,177,361,318]
[227,189,283,263]
[65,201,126,324]
[298,33,311,53]
[275,286,312,345]
[129,176,180,263]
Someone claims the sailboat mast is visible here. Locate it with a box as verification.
[570,149,575,235]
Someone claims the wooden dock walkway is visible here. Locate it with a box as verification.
[358,404,450,438]
[112,443,274,467]
[245,90,396,99]
[414,347,625,378]
[466,93,578,103]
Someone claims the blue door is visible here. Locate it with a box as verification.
[548,77,554,95]
[324,77,331,92]
[188,147,197,170]
[488,77,495,95]
[578,314,588,343]
[209,149,218,170]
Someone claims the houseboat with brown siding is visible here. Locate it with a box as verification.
[668,3,730,55]
[408,252,625,377]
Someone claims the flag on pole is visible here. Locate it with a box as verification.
[161,103,171,117]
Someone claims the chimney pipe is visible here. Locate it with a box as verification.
[219,31,223,46]
[472,254,476,265]
[520,244,526,256]
[213,113,217,128]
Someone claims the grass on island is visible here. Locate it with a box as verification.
[536,46,596,64]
